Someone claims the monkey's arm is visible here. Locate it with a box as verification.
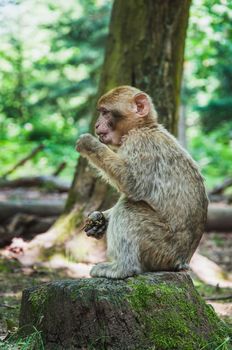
[76,134,133,194]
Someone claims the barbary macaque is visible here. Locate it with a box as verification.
[76,86,208,279]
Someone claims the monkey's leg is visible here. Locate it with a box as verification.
[90,231,142,278]
[90,199,143,279]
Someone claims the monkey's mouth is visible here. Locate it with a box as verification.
[98,133,111,144]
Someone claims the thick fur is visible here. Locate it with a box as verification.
[76,87,208,279]
[77,126,208,279]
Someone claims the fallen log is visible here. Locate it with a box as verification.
[19,273,231,350]
[0,176,70,192]
[1,201,231,231]
[210,177,232,195]
[206,204,232,231]
[0,214,56,247]
[0,199,64,222]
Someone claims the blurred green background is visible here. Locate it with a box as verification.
[0,0,231,188]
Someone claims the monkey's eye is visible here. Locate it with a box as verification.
[108,120,114,128]
[97,108,109,116]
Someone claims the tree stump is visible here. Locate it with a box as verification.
[19,272,230,350]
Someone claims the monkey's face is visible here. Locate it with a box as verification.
[95,89,153,147]
[95,108,125,146]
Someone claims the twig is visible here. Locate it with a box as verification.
[2,144,44,178]
[210,177,232,196]
[52,161,67,176]
[0,303,16,309]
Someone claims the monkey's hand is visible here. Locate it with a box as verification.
[83,211,107,239]
[76,133,100,155]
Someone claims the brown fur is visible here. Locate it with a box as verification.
[76,86,208,279]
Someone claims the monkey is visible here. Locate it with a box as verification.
[76,86,208,279]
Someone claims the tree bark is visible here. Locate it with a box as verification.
[98,0,190,133]
[24,0,191,261]
[19,272,231,350]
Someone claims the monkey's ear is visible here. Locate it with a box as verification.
[134,93,150,117]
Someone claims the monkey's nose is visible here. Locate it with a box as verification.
[95,122,100,129]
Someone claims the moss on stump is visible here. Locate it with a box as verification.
[19,272,231,350]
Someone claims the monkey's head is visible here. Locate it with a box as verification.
[95,86,157,147]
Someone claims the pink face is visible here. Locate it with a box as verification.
[95,108,122,146]
[95,93,151,146]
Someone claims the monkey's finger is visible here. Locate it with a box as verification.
[86,224,106,238]
[85,227,97,236]
[96,225,106,233]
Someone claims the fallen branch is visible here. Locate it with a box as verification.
[0,199,64,222]
[1,144,44,178]
[0,176,70,192]
[0,201,231,230]
[209,177,232,196]
[0,304,16,309]
[52,162,67,176]
[206,204,232,231]
[0,214,56,247]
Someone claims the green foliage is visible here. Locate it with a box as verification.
[0,138,78,179]
[186,0,232,130]
[184,0,232,186]
[0,328,44,350]
[0,0,231,187]
[0,0,111,178]
[198,99,232,133]
[188,122,232,188]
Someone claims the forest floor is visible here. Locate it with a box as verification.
[0,188,231,343]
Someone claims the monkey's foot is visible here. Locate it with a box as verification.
[84,211,107,240]
[175,262,190,272]
[90,262,141,279]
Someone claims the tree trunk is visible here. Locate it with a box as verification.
[178,104,187,148]
[19,272,231,350]
[24,0,191,262]
[68,0,191,209]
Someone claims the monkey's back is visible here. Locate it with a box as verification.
[119,125,208,263]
